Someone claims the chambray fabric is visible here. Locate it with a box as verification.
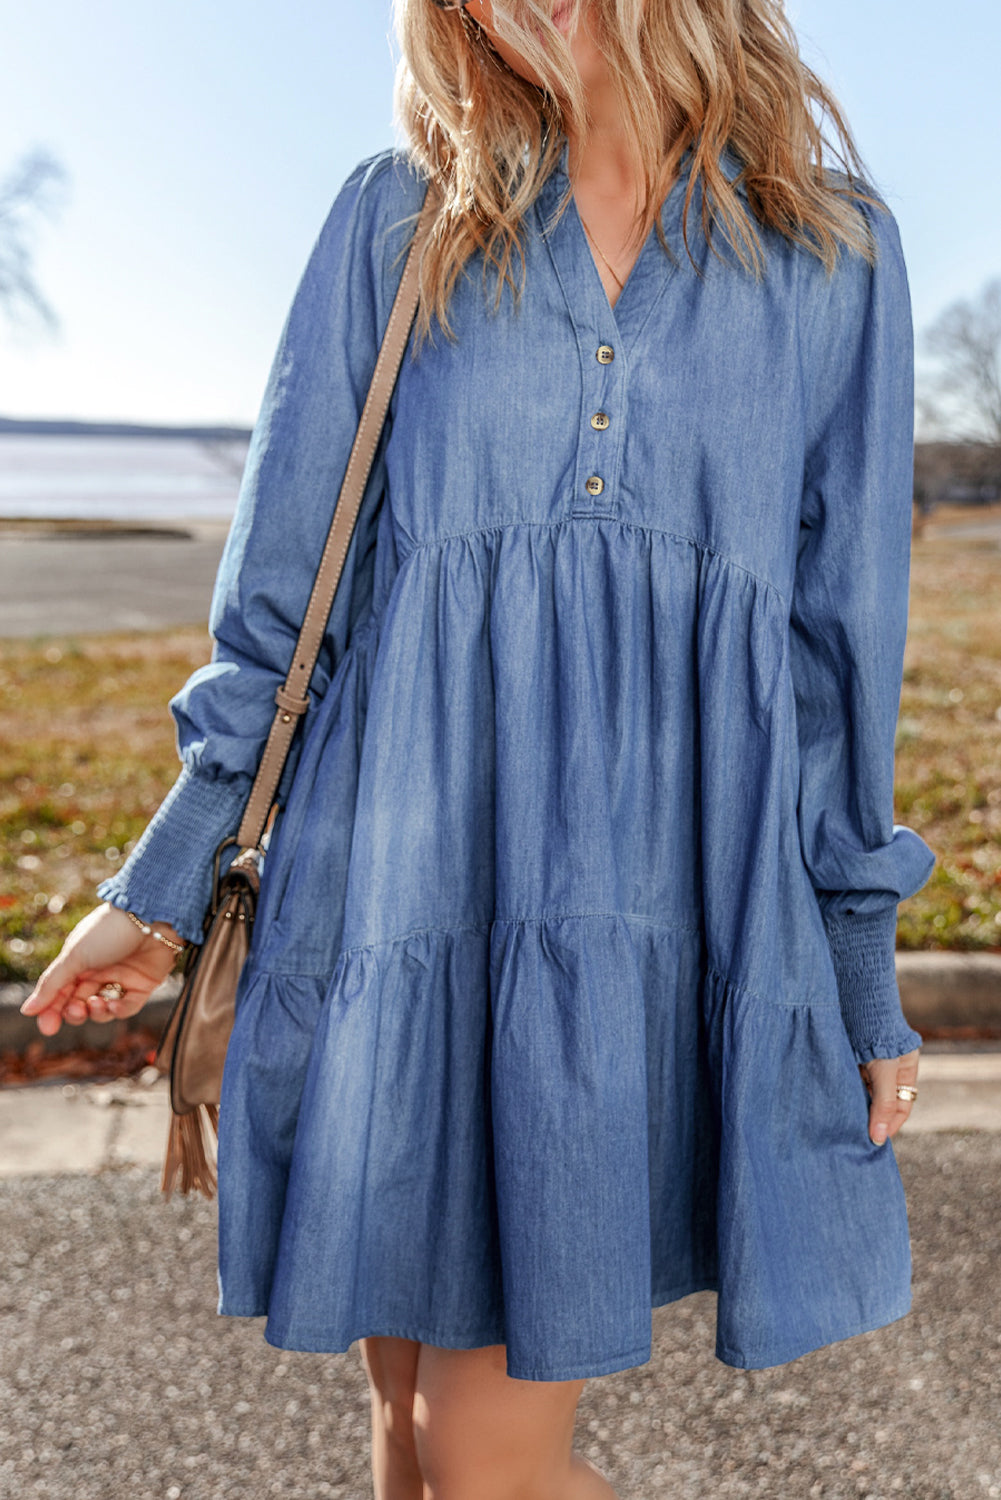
[98,136,937,1381]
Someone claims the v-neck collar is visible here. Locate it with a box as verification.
[535,135,745,352]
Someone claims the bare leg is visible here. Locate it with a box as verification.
[358,1336,424,1500]
[411,1342,621,1500]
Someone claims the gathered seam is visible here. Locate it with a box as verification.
[704,961,840,1012]
[247,909,704,978]
[398,515,789,607]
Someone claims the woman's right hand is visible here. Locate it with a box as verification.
[19,903,187,1036]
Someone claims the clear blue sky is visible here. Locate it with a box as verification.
[0,0,995,427]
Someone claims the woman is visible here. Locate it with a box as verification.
[21,1,935,1495]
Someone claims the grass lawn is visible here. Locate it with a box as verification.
[1,628,212,982]
[897,504,1001,952]
[1,505,999,983]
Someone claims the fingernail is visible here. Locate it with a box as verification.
[871,1125,887,1145]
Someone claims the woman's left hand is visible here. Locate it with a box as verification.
[859,1049,920,1146]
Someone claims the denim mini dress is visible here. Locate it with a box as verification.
[99,136,937,1382]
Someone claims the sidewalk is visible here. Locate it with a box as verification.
[0,1069,172,1177]
[2,1042,999,1184]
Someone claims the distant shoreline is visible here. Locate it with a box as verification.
[0,516,230,539]
[0,417,252,441]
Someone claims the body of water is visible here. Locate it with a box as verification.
[0,435,249,521]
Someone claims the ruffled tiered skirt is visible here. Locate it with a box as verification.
[216,519,914,1379]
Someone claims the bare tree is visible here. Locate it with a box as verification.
[0,146,69,339]
[916,276,1001,447]
[915,276,1001,506]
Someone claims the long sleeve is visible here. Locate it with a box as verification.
[790,187,936,1065]
[97,150,417,945]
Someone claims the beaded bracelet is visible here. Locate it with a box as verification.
[124,909,188,953]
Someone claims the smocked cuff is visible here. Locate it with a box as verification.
[821,904,923,1064]
[96,764,249,947]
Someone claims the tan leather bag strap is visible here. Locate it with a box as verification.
[235,181,439,851]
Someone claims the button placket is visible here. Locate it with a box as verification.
[570,338,625,516]
[534,181,629,520]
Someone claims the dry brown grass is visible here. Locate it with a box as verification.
[896,503,1001,952]
[0,629,211,981]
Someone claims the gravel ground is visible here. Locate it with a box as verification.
[1,1132,998,1500]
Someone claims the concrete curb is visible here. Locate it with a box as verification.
[893,952,1001,1029]
[2,953,1000,1058]
[0,976,182,1056]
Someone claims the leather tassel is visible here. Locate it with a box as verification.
[160,1103,220,1202]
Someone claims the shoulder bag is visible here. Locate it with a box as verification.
[152,180,440,1201]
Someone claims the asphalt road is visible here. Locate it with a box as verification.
[0,525,228,637]
[1,1132,998,1500]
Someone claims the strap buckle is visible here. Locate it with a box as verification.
[274,686,310,720]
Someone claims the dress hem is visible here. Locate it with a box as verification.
[651,1275,719,1308]
[714,1293,913,1370]
[217,1275,723,1382]
[217,1282,910,1377]
[264,1317,657,1383]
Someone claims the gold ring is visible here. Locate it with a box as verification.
[96,982,125,1002]
[895,1085,918,1103]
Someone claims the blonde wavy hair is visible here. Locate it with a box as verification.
[392,0,887,348]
